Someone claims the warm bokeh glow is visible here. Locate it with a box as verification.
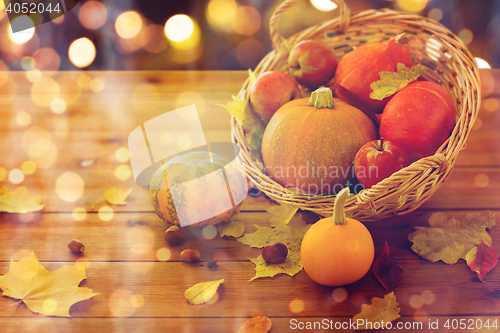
[69,38,96,68]
[51,99,67,114]
[458,28,473,45]
[165,15,194,42]
[156,247,172,261]
[33,48,60,71]
[98,206,114,221]
[428,8,443,21]
[72,207,88,221]
[140,24,168,53]
[26,70,42,83]
[9,169,24,184]
[79,1,108,30]
[115,147,130,162]
[108,289,136,317]
[56,172,85,202]
[474,173,489,188]
[176,134,192,151]
[130,295,145,308]
[58,75,82,104]
[397,0,428,12]
[0,167,7,181]
[78,73,92,89]
[332,288,348,302]
[202,226,218,240]
[207,0,237,24]
[232,6,261,35]
[8,16,35,44]
[310,0,338,12]
[16,112,32,126]
[115,165,132,181]
[409,294,423,309]
[288,298,305,314]
[421,290,436,305]
[21,161,37,175]
[475,57,491,69]
[484,98,499,112]
[90,78,105,92]
[31,77,60,107]
[115,11,142,39]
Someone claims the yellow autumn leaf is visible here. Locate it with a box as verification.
[248,68,257,85]
[0,185,44,214]
[218,218,245,238]
[266,204,298,227]
[353,292,401,330]
[184,279,224,305]
[408,211,496,264]
[104,187,133,205]
[370,63,426,100]
[249,252,302,281]
[0,253,99,317]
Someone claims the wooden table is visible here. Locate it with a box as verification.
[0,70,499,332]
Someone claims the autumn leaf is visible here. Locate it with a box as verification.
[370,63,426,100]
[0,253,99,317]
[372,242,403,293]
[353,292,401,330]
[184,279,224,305]
[266,204,298,227]
[238,315,272,333]
[217,96,266,159]
[218,218,245,238]
[0,185,44,214]
[466,241,499,282]
[408,211,496,264]
[249,252,302,281]
[104,187,133,205]
[248,69,257,85]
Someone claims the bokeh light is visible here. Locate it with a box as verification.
[156,247,172,261]
[90,78,105,92]
[21,161,37,175]
[9,169,24,184]
[236,39,266,68]
[127,227,155,254]
[55,172,85,202]
[42,299,58,314]
[130,295,145,308]
[98,206,114,221]
[140,24,168,53]
[421,290,436,305]
[409,294,423,309]
[58,75,82,104]
[176,134,192,151]
[202,226,218,240]
[397,0,428,12]
[115,148,130,162]
[332,288,348,303]
[288,298,305,314]
[0,167,7,181]
[109,289,136,317]
[16,112,32,127]
[8,16,35,44]
[475,57,491,69]
[165,15,194,42]
[428,8,443,21]
[115,165,132,181]
[484,98,499,112]
[21,56,35,70]
[159,132,173,146]
[31,77,60,107]
[69,38,96,68]
[51,99,67,114]
[33,48,60,71]
[72,207,88,221]
[78,73,92,89]
[19,212,34,223]
[458,28,473,45]
[116,11,142,39]
[207,0,237,30]
[310,0,338,12]
[26,70,42,83]
[474,173,489,188]
[232,6,261,35]
[79,1,108,30]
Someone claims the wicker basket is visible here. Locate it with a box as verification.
[231,0,480,221]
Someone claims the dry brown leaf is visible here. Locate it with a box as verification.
[238,315,272,333]
[0,185,44,214]
[353,292,401,330]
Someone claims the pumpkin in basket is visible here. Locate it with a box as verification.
[262,87,377,195]
[150,151,246,228]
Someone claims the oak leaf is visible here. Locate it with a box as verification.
[0,253,99,317]
[218,218,245,238]
[248,252,302,281]
[408,211,495,264]
[353,292,401,330]
[238,315,272,333]
[466,241,499,282]
[104,187,133,205]
[184,279,224,305]
[0,185,44,214]
[266,204,298,227]
[372,242,403,293]
[370,63,426,100]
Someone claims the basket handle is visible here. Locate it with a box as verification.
[270,0,351,49]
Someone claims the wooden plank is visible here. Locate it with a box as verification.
[0,210,498,262]
[0,259,498,318]
[2,316,499,333]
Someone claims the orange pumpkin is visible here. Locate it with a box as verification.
[301,187,374,286]
[262,87,377,194]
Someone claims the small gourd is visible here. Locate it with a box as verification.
[301,187,374,286]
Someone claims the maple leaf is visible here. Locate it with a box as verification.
[372,242,403,293]
[0,185,44,214]
[353,292,401,330]
[184,279,224,305]
[370,63,426,100]
[217,96,266,159]
[218,218,245,238]
[238,315,272,333]
[465,241,499,282]
[249,252,302,281]
[408,211,496,264]
[266,204,298,227]
[104,187,133,205]
[0,253,99,317]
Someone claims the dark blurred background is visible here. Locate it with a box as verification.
[0,0,498,71]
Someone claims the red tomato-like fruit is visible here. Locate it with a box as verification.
[354,138,410,188]
[379,81,456,161]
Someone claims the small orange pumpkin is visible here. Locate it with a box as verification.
[301,187,374,286]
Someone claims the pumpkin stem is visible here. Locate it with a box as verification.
[332,187,350,225]
[396,33,409,46]
[308,87,334,109]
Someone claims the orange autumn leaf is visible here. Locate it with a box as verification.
[238,315,272,333]
[466,241,499,282]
